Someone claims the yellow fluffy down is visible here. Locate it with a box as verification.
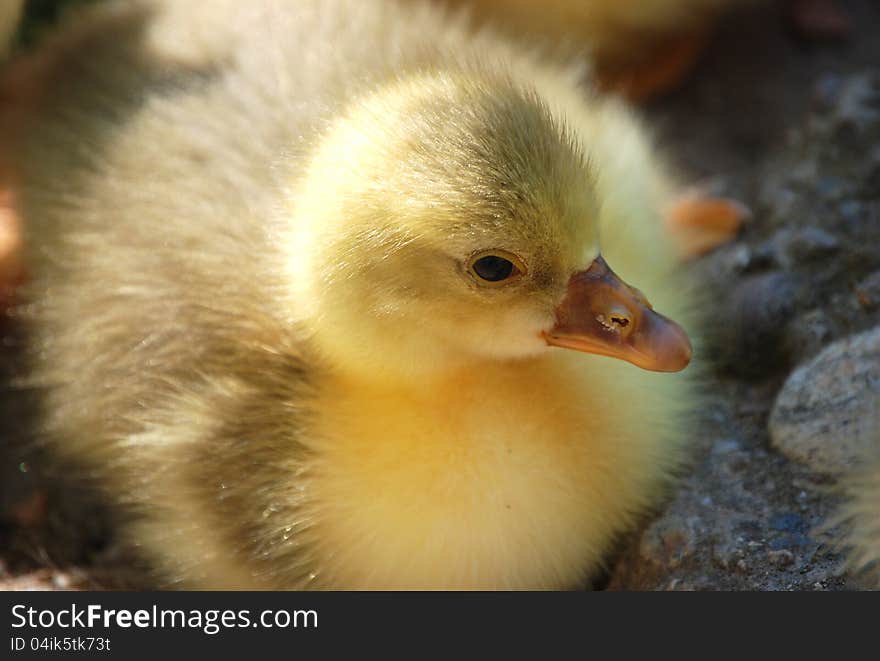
[6,0,700,589]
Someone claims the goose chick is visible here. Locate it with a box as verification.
[6,0,697,589]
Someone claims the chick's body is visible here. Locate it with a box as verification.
[8,0,697,589]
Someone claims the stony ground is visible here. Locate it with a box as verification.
[611,0,880,590]
[0,0,878,591]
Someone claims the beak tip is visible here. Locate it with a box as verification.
[648,323,693,373]
[666,342,693,373]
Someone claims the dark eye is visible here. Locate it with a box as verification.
[473,255,514,281]
[468,251,525,285]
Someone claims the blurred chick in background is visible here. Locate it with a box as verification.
[3,0,702,588]
[445,0,752,100]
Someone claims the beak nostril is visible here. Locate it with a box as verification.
[595,311,632,334]
[604,303,634,335]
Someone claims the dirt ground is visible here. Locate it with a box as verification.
[0,0,878,590]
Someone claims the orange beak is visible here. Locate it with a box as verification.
[542,256,692,372]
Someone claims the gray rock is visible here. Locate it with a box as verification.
[784,308,842,364]
[769,326,880,475]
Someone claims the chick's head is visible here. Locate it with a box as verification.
[286,72,690,378]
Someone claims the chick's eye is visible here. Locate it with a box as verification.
[468,252,524,284]
[473,255,513,281]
